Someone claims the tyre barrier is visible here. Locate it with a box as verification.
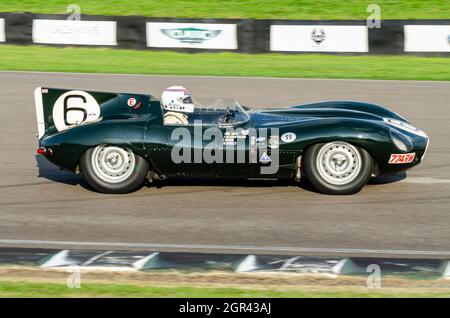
[1,247,449,278]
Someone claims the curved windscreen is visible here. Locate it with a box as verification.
[188,98,250,126]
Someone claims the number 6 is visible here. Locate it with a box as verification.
[64,94,87,126]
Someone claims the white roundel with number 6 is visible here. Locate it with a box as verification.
[281,132,296,143]
[52,91,100,132]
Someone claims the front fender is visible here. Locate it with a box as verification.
[279,118,395,171]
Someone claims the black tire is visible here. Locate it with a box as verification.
[80,145,149,194]
[304,142,373,195]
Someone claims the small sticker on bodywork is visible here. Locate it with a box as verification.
[281,132,296,143]
[127,98,137,107]
[259,152,272,164]
[268,136,279,149]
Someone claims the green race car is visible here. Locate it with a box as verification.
[34,86,429,195]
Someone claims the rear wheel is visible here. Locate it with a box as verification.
[80,145,148,193]
[304,142,373,195]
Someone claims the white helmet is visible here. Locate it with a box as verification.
[161,86,194,113]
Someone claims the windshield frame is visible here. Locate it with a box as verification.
[164,98,250,127]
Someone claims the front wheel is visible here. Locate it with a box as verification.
[80,145,149,193]
[304,142,373,195]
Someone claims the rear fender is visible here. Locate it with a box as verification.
[40,120,147,172]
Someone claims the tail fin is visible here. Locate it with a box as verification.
[34,87,122,139]
[34,87,46,139]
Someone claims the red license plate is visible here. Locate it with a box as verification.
[388,153,416,164]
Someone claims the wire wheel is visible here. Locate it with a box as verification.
[91,145,136,183]
[315,142,362,186]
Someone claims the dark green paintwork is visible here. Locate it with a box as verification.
[37,88,429,179]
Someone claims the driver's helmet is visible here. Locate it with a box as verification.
[161,86,194,113]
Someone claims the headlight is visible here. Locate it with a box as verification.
[393,136,408,152]
[391,130,413,152]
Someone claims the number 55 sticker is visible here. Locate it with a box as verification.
[281,132,296,143]
[52,91,100,132]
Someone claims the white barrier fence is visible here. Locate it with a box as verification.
[0,248,448,277]
[0,14,449,54]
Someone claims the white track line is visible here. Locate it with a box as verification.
[1,70,449,83]
[0,239,449,256]
[402,177,450,184]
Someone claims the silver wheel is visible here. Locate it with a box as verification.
[315,142,362,186]
[91,145,136,183]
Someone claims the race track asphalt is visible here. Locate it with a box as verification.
[0,71,449,258]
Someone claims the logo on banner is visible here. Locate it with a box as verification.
[311,28,326,44]
[161,27,221,44]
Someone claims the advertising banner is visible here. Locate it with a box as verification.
[404,25,450,52]
[32,19,117,46]
[146,22,237,49]
[0,18,5,42]
[270,25,368,52]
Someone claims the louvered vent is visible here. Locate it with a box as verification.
[252,113,304,125]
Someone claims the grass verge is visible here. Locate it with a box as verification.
[0,45,449,80]
[0,267,449,298]
[2,281,450,298]
[0,0,448,20]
